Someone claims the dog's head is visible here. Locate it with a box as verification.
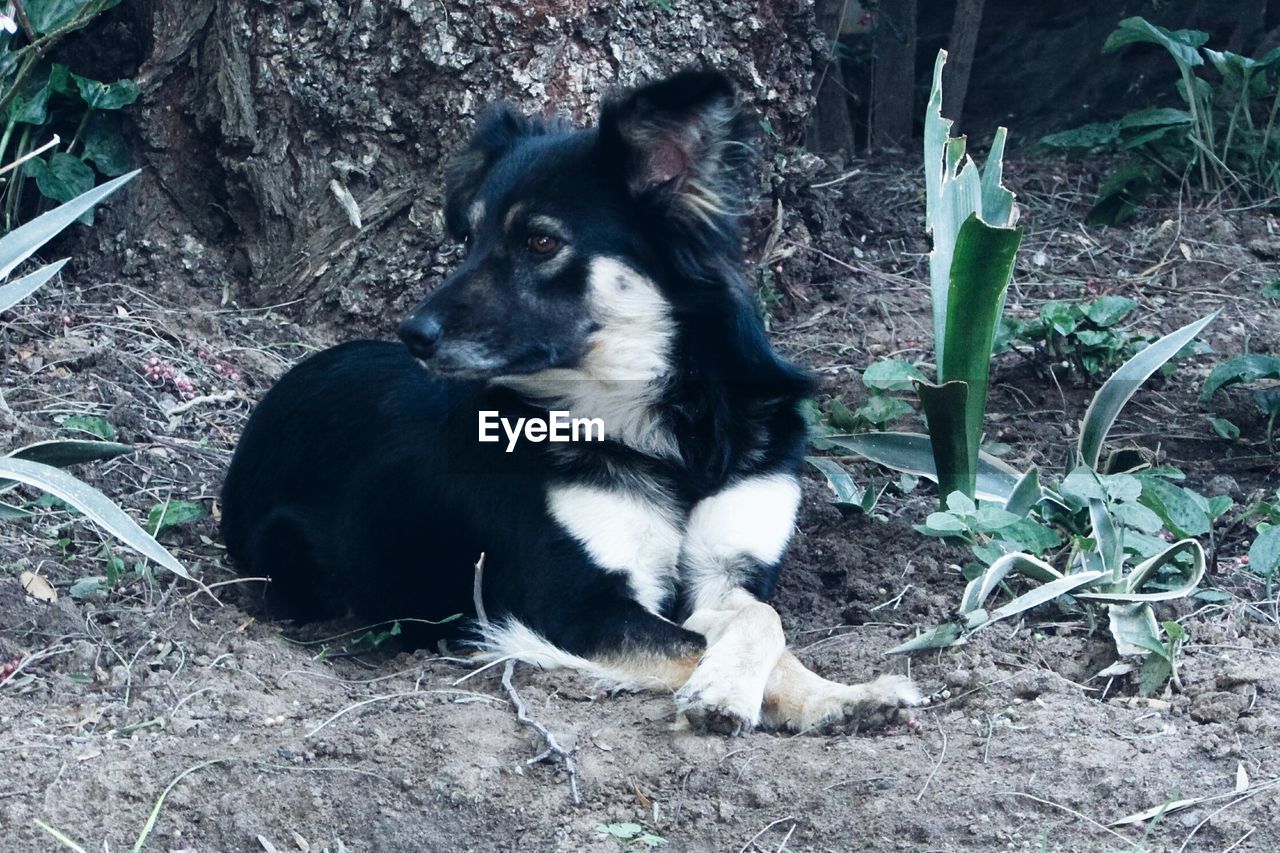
[398,70,754,380]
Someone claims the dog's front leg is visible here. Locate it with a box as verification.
[761,652,922,734]
[674,474,800,735]
[675,589,786,735]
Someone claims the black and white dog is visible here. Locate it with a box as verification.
[221,70,919,735]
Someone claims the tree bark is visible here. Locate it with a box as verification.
[943,0,984,130]
[119,0,821,330]
[807,0,854,155]
[870,0,917,150]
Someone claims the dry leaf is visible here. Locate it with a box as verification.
[19,570,57,603]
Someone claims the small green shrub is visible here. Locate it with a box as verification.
[1041,17,1280,223]
[1,0,136,230]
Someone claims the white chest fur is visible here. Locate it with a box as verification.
[546,474,801,614]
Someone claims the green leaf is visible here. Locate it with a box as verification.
[81,112,131,176]
[973,504,1021,532]
[1138,477,1211,538]
[946,490,976,515]
[0,501,35,521]
[887,621,966,654]
[826,398,861,431]
[1039,122,1120,150]
[1112,501,1165,534]
[1089,499,1123,577]
[7,72,52,124]
[862,359,927,392]
[1209,417,1240,440]
[1083,295,1138,327]
[71,74,139,110]
[916,380,973,501]
[1249,525,1280,579]
[1117,108,1194,129]
[1103,17,1207,69]
[1005,467,1043,518]
[1079,312,1216,469]
[1139,652,1174,696]
[1207,495,1233,520]
[933,215,1022,497]
[1108,602,1163,657]
[1040,301,1080,336]
[1060,467,1105,503]
[145,499,207,536]
[825,431,1024,504]
[1078,539,1205,602]
[1200,354,1280,404]
[924,50,1019,379]
[61,415,116,439]
[0,457,190,579]
[0,259,68,314]
[997,517,1062,556]
[1,438,134,493]
[989,572,1106,622]
[804,457,868,515]
[924,511,968,533]
[1262,279,1280,300]
[69,576,108,600]
[854,394,913,427]
[25,153,95,205]
[24,0,120,35]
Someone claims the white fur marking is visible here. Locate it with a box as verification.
[676,595,786,731]
[436,340,504,371]
[475,620,635,685]
[547,484,682,613]
[493,257,677,458]
[682,474,802,611]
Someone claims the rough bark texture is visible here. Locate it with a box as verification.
[806,0,854,154]
[870,0,916,150]
[942,0,983,131]
[115,0,821,329]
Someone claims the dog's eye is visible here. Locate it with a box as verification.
[527,234,560,256]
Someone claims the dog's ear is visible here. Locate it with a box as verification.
[598,70,752,225]
[443,103,531,240]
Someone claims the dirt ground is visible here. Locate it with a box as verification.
[2,156,1279,852]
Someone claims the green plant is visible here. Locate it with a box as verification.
[1041,17,1280,223]
[1200,354,1280,444]
[351,621,403,652]
[596,823,667,849]
[883,314,1218,695]
[144,498,207,537]
[1000,296,1151,378]
[913,50,1022,503]
[0,169,190,581]
[1,0,136,230]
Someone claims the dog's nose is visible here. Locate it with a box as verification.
[399,314,443,359]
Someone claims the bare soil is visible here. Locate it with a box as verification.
[1,157,1278,852]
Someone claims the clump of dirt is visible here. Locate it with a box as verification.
[1,156,1279,851]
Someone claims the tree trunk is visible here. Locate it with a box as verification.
[117,0,820,330]
[870,0,917,150]
[807,0,854,155]
[943,0,984,130]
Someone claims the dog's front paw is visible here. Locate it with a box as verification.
[675,668,762,737]
[795,674,923,735]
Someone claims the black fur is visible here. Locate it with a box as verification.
[221,71,814,663]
